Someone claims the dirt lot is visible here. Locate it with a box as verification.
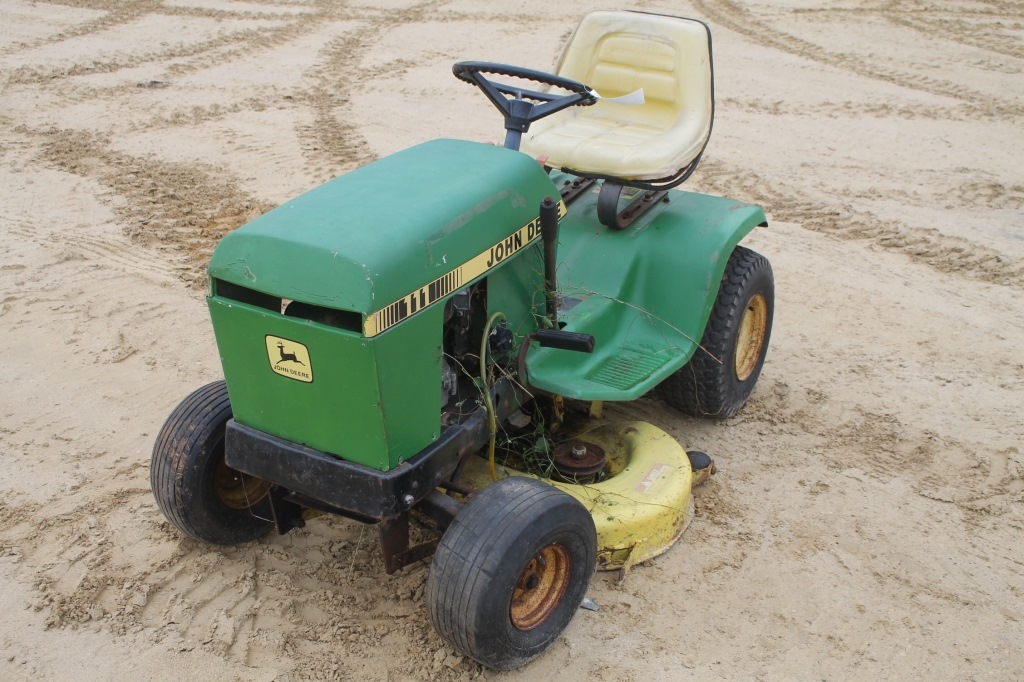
[1,0,1022,679]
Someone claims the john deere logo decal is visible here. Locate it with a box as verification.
[265,336,313,383]
[364,202,567,337]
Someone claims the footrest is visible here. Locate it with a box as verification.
[527,335,686,401]
[584,348,670,390]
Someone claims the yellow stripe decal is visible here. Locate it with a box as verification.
[364,202,566,337]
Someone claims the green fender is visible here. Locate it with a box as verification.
[527,178,768,401]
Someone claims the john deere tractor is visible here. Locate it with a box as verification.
[151,11,773,670]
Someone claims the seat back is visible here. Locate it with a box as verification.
[522,11,714,183]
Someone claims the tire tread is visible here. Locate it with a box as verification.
[661,246,774,418]
[426,478,596,669]
[150,381,269,545]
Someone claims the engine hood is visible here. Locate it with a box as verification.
[209,139,558,316]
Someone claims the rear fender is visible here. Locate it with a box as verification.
[659,198,768,345]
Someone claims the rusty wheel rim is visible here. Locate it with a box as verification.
[510,543,571,631]
[734,293,768,382]
[215,456,271,510]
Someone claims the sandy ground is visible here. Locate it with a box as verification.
[1,0,1022,679]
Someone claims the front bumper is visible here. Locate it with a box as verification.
[223,378,522,521]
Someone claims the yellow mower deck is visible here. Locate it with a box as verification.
[460,420,694,572]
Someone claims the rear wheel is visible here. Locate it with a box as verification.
[426,477,596,670]
[151,380,272,545]
[661,245,774,418]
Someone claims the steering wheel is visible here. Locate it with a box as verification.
[453,61,597,151]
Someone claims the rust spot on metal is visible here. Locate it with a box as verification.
[559,176,596,204]
[377,514,439,575]
[214,457,271,509]
[686,450,716,487]
[510,543,571,631]
[552,440,606,482]
[734,293,768,381]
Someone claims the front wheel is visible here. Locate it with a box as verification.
[426,477,597,670]
[661,245,774,418]
[151,381,272,545]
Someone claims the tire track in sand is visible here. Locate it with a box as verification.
[289,0,453,178]
[717,96,990,123]
[0,481,468,680]
[691,0,1023,121]
[0,1,158,58]
[696,158,1024,289]
[878,1,1024,62]
[37,128,273,286]
[6,18,295,86]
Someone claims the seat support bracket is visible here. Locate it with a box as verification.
[597,181,669,230]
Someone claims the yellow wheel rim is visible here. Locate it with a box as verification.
[510,543,571,631]
[734,293,768,382]
[215,457,271,510]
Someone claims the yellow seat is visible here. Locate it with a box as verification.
[521,11,713,184]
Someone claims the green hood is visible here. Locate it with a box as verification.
[209,139,558,314]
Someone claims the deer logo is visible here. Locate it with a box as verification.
[276,342,305,366]
[266,335,312,382]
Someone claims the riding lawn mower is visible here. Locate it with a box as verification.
[151,10,773,670]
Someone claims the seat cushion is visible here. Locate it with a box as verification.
[521,11,713,182]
